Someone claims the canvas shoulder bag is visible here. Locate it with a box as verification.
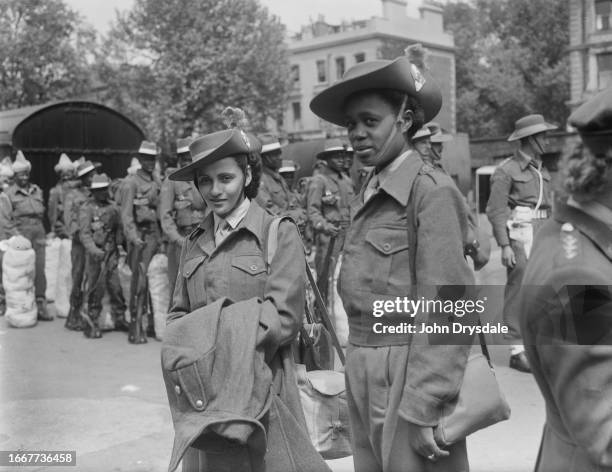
[264,217,351,459]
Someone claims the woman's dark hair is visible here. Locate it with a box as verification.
[343,89,425,140]
[563,143,611,202]
[234,152,262,199]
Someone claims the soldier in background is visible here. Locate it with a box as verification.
[159,137,205,297]
[63,160,97,330]
[255,134,307,231]
[119,141,161,344]
[0,158,15,317]
[79,173,127,338]
[486,114,556,373]
[278,159,298,190]
[0,151,51,320]
[48,153,77,238]
[307,139,354,284]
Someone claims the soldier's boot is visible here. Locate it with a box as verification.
[36,298,53,321]
[128,313,147,345]
[65,306,83,331]
[83,309,102,339]
[113,313,129,332]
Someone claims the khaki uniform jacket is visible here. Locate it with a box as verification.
[119,169,160,244]
[79,199,122,255]
[63,186,91,239]
[47,180,78,236]
[159,176,205,243]
[0,183,45,236]
[521,199,612,471]
[339,150,474,427]
[256,168,307,227]
[307,166,354,230]
[486,151,552,247]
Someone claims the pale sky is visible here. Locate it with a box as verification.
[65,0,423,35]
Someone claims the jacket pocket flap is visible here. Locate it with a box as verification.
[231,255,267,275]
[307,370,345,396]
[177,363,210,411]
[365,227,409,255]
[183,256,205,278]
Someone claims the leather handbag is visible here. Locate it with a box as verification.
[433,324,511,446]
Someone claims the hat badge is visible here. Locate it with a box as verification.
[410,64,426,92]
[240,130,251,150]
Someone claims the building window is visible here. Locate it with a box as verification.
[291,64,300,85]
[292,101,302,129]
[354,52,366,63]
[598,52,612,88]
[316,60,327,83]
[335,57,345,79]
[596,0,612,31]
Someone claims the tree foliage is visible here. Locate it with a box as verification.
[443,0,570,138]
[0,0,95,109]
[96,0,291,151]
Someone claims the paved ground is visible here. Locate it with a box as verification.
[0,218,546,471]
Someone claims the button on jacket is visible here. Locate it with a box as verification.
[520,199,612,472]
[486,151,552,247]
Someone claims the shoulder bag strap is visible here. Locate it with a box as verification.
[265,216,346,365]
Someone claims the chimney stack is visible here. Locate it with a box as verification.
[381,0,407,20]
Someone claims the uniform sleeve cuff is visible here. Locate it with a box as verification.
[397,387,445,427]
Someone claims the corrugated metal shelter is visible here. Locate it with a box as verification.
[0,101,144,199]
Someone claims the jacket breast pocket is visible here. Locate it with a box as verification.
[364,226,410,294]
[182,255,207,304]
[229,254,267,301]
[512,172,538,200]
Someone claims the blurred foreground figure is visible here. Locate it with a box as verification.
[520,87,612,471]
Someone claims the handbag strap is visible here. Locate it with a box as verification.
[265,216,345,366]
[406,170,493,367]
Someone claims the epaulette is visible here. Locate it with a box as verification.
[418,162,439,184]
[555,222,580,263]
[188,225,204,240]
[497,155,516,170]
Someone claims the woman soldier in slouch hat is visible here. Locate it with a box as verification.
[310,47,475,471]
[520,88,612,472]
[165,108,330,472]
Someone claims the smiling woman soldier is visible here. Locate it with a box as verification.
[310,51,475,471]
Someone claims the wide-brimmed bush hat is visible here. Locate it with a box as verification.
[507,114,557,142]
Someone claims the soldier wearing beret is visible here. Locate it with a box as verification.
[0,151,51,320]
[63,160,97,330]
[310,49,474,471]
[159,137,206,297]
[520,87,612,471]
[486,114,556,372]
[307,139,354,285]
[119,140,162,344]
[79,173,127,338]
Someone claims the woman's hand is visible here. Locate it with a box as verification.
[501,245,516,268]
[405,422,449,462]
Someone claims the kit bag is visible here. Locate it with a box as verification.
[407,171,511,445]
[265,217,351,459]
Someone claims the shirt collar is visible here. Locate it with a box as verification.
[375,150,422,206]
[517,150,538,171]
[214,197,251,232]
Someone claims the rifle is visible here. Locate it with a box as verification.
[316,234,336,308]
[81,249,114,338]
[129,259,148,344]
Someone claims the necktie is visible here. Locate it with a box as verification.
[363,173,380,203]
[214,221,232,247]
